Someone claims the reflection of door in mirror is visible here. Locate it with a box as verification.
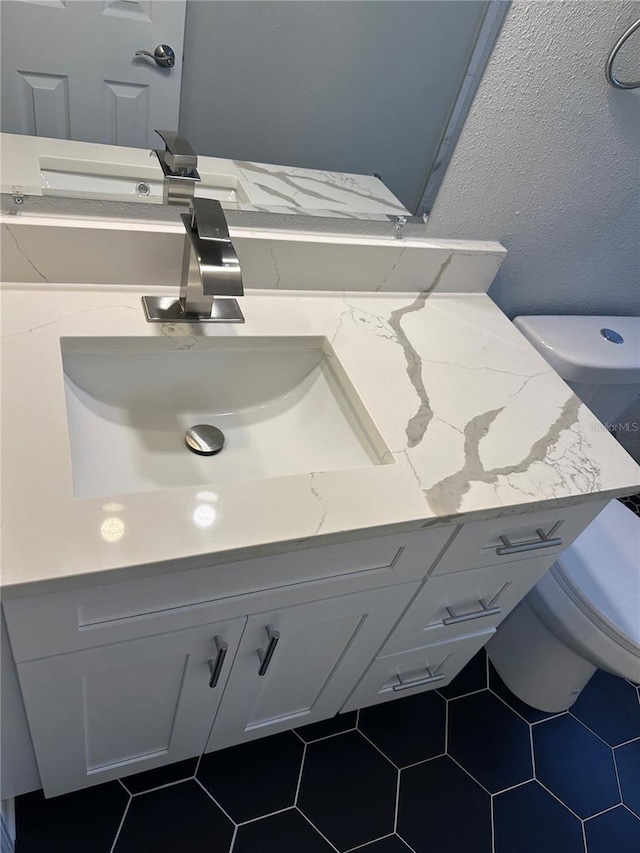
[0,0,186,149]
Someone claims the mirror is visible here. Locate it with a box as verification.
[0,1,508,218]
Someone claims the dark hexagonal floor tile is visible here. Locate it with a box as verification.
[493,781,584,853]
[358,689,446,767]
[298,730,397,851]
[437,649,487,699]
[448,690,532,792]
[15,780,128,853]
[488,661,561,723]
[197,730,303,823]
[296,710,357,743]
[233,809,333,853]
[120,757,196,794]
[615,739,640,818]
[398,755,491,853]
[113,780,233,853]
[533,714,619,818]
[572,669,640,747]
[584,806,640,853]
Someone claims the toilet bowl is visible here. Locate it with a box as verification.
[487,315,640,711]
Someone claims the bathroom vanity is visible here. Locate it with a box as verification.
[2,274,638,801]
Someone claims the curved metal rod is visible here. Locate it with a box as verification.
[605,19,640,89]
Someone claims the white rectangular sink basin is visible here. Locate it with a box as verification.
[61,336,391,499]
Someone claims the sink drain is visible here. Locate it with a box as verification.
[185,424,225,456]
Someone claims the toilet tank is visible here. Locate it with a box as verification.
[513,316,640,426]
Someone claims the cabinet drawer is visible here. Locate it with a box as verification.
[433,500,606,575]
[4,527,453,662]
[381,555,555,656]
[342,630,493,712]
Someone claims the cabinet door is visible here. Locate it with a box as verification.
[207,584,416,751]
[18,618,246,797]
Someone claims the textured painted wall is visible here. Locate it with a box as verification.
[179,1,487,212]
[426,1,640,318]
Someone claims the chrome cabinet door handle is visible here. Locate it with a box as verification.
[207,636,228,689]
[495,527,562,556]
[392,658,450,692]
[135,44,175,68]
[442,600,502,626]
[257,625,280,677]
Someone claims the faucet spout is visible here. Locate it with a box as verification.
[183,198,243,298]
[153,129,201,205]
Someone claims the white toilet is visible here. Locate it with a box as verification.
[487,315,640,712]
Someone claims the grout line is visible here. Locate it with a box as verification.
[393,768,401,832]
[610,733,640,749]
[447,754,493,796]
[236,805,297,828]
[444,695,449,753]
[612,743,624,804]
[343,833,395,853]
[228,823,238,853]
[438,686,487,703]
[396,833,418,853]
[490,793,496,853]
[583,802,623,823]
[297,807,340,852]
[529,721,536,779]
[357,729,400,770]
[294,742,307,806]
[492,778,533,798]
[298,726,358,746]
[581,819,588,853]
[193,777,238,826]
[292,729,307,744]
[487,686,535,725]
[568,712,618,749]
[621,803,640,820]
[117,778,131,796]
[128,777,194,797]
[536,779,584,822]
[529,711,569,726]
[109,795,131,853]
[400,751,446,772]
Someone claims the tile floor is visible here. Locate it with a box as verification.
[15,649,640,853]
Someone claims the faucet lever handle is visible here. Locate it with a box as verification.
[190,198,232,242]
[154,130,198,175]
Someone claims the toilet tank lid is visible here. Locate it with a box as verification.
[514,316,640,385]
[556,500,640,647]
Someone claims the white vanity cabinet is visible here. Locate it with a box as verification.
[2,498,609,799]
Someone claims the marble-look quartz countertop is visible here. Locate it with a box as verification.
[2,284,638,595]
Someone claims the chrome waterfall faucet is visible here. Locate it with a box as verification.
[152,130,201,205]
[142,197,245,324]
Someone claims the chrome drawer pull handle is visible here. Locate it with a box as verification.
[257,625,280,677]
[207,636,228,688]
[392,658,450,692]
[442,600,502,626]
[496,527,563,556]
